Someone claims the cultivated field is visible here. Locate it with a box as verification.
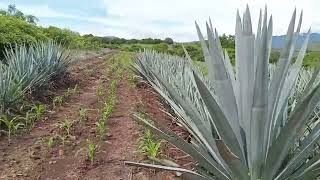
[1,4,320,180]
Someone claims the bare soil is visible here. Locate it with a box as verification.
[135,83,195,176]
[0,50,193,180]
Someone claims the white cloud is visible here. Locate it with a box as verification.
[98,0,319,41]
[0,0,319,42]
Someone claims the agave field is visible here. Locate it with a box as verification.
[0,5,320,180]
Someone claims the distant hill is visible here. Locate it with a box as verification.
[102,36,119,40]
[272,33,320,51]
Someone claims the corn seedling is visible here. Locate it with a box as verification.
[96,120,107,138]
[102,102,114,120]
[109,79,118,93]
[53,96,64,108]
[64,88,73,97]
[87,140,98,165]
[47,136,55,148]
[58,135,67,145]
[79,108,89,121]
[96,81,105,99]
[31,104,46,120]
[127,7,320,180]
[115,69,124,79]
[23,111,36,127]
[72,84,79,94]
[65,85,80,97]
[60,117,72,136]
[138,111,147,119]
[129,75,140,87]
[108,63,117,74]
[108,92,117,104]
[138,130,161,158]
[0,115,24,141]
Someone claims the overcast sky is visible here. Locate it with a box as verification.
[0,0,318,42]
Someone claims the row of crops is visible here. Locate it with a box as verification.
[128,8,320,180]
[0,41,71,135]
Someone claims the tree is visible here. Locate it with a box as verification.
[0,15,47,59]
[25,15,39,25]
[0,4,39,25]
[7,4,16,15]
[13,10,25,20]
[0,10,7,15]
[219,34,235,48]
[164,37,174,44]
[152,43,169,53]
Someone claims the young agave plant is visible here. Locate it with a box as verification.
[128,6,320,180]
[0,41,71,112]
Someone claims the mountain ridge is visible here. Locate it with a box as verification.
[272,33,320,50]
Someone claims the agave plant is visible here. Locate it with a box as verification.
[128,6,320,180]
[32,41,72,79]
[0,64,27,112]
[0,41,72,113]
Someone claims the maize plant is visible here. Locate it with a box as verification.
[79,108,89,121]
[87,140,98,165]
[0,114,24,142]
[31,104,46,120]
[96,120,107,138]
[128,6,320,180]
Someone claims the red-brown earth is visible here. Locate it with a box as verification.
[0,50,193,180]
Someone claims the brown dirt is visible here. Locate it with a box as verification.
[135,83,195,173]
[0,50,194,180]
[0,50,141,180]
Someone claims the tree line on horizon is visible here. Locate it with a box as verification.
[1,4,318,67]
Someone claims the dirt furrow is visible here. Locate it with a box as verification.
[0,51,194,180]
[0,52,142,180]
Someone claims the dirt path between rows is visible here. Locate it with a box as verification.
[0,51,144,180]
[0,50,193,180]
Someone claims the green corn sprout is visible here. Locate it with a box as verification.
[31,104,46,120]
[0,114,24,141]
[79,108,88,121]
[53,96,64,108]
[129,75,140,87]
[128,6,320,180]
[108,93,117,104]
[60,117,72,136]
[22,104,46,127]
[102,102,114,120]
[115,69,124,79]
[58,135,67,145]
[87,140,98,165]
[64,88,73,97]
[96,120,107,138]
[138,111,147,118]
[72,84,79,94]
[139,130,161,158]
[23,111,36,127]
[47,136,55,148]
[65,85,80,97]
[96,81,105,98]
[109,80,117,94]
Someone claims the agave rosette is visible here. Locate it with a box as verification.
[0,41,72,112]
[129,6,320,180]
